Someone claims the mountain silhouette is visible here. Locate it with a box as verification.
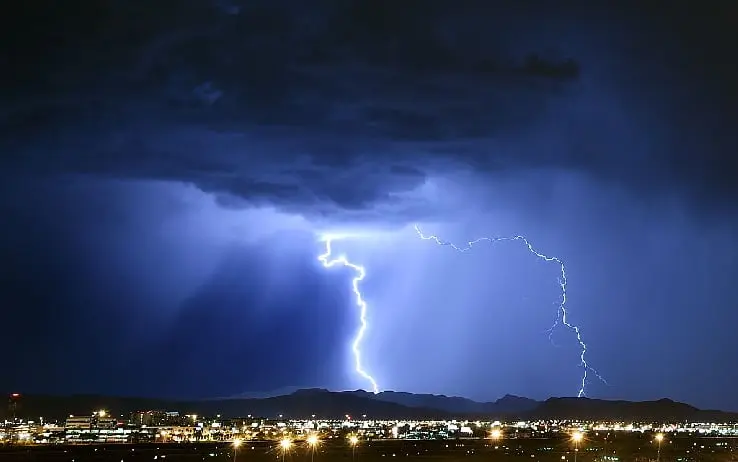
[4,389,736,422]
[348,390,540,415]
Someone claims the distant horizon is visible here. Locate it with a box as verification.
[7,388,736,414]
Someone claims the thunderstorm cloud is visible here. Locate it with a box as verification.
[2,1,737,407]
[2,1,735,221]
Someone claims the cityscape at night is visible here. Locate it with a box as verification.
[5,409,738,445]
[2,391,738,461]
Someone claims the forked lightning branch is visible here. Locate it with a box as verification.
[318,225,605,397]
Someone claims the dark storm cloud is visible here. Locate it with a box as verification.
[3,1,738,407]
[1,0,736,216]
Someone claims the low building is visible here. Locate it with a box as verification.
[65,416,92,430]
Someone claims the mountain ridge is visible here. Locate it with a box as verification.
[3,389,736,422]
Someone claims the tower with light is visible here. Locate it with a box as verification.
[7,394,20,422]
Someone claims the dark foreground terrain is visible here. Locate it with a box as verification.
[1,435,736,462]
[6,390,737,422]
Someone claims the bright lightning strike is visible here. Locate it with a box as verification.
[317,237,380,394]
[414,225,605,397]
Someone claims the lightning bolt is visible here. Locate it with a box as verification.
[414,225,605,397]
[317,237,380,394]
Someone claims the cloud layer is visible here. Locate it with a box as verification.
[3,1,735,221]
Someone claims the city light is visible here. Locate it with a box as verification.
[6,408,738,452]
[571,431,584,462]
[349,435,360,462]
[97,410,107,418]
[655,432,665,462]
[307,433,320,462]
[279,437,293,462]
[233,438,242,462]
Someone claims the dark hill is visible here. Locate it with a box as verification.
[533,397,735,422]
[3,389,736,422]
[1,389,447,421]
[351,390,540,416]
[218,389,448,420]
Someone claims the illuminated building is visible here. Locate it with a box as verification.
[130,410,182,426]
[65,416,93,430]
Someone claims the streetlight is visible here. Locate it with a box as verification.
[349,435,359,462]
[280,437,292,462]
[307,434,320,462]
[571,431,584,462]
[490,429,503,441]
[655,433,664,462]
[233,438,242,462]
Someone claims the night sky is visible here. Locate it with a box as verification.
[1,1,737,410]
